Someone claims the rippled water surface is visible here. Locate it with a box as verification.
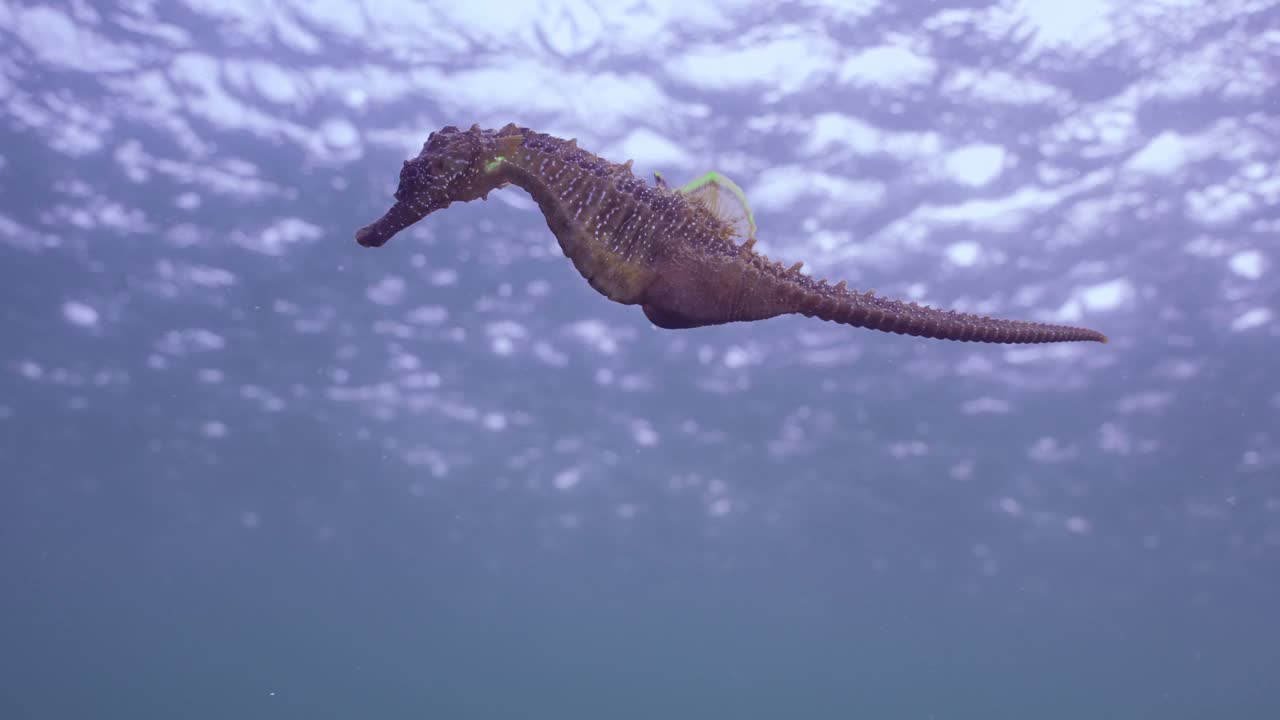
[2,1,1278,718]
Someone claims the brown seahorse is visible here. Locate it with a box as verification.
[355,124,1107,344]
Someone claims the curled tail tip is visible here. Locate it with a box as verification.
[962,321,1109,345]
[1050,324,1108,344]
[903,323,1107,345]
[1040,328,1109,345]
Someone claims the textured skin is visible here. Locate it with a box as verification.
[356,124,1107,345]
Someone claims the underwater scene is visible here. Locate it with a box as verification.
[2,1,1278,718]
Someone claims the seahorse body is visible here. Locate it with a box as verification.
[355,124,1107,344]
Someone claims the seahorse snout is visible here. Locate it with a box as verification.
[355,198,432,248]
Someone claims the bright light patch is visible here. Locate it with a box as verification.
[15,6,130,72]
[1228,250,1264,279]
[248,61,299,105]
[240,217,323,256]
[320,117,358,150]
[1015,0,1113,50]
[1127,132,1189,175]
[158,328,226,355]
[62,301,99,327]
[749,166,885,213]
[608,128,690,169]
[1186,184,1254,226]
[998,497,1024,517]
[723,346,753,369]
[667,34,837,94]
[631,420,659,447]
[946,241,981,266]
[1079,278,1133,312]
[839,45,936,89]
[1231,307,1271,332]
[553,468,581,491]
[365,276,406,306]
[945,144,1006,186]
[1065,515,1092,535]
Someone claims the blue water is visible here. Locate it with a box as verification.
[2,1,1278,718]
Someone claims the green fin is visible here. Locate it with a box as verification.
[677,171,757,240]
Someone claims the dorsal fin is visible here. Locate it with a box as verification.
[676,171,758,241]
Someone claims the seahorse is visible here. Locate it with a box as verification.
[355,124,1107,344]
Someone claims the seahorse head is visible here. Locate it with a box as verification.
[396,126,494,206]
[356,125,503,247]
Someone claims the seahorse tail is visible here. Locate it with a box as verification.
[795,283,1107,344]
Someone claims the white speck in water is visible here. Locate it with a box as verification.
[62,301,99,327]
[631,421,659,447]
[553,469,581,491]
[365,276,406,306]
[723,346,751,368]
[998,497,1023,517]
[1065,516,1091,535]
